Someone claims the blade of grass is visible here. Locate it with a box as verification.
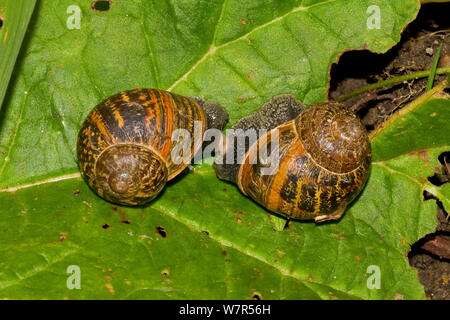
[369,80,448,141]
[336,67,450,102]
[425,43,443,92]
[0,0,37,110]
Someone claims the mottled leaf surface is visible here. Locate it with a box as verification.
[1,0,447,300]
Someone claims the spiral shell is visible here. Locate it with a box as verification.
[77,88,207,205]
[215,97,371,222]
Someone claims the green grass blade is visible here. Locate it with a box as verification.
[336,67,450,102]
[425,43,443,92]
[0,0,36,110]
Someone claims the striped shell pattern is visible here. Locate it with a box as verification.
[77,89,206,206]
[237,102,371,222]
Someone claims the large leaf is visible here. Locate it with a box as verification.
[1,0,447,299]
[0,0,420,187]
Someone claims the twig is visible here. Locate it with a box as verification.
[421,236,450,260]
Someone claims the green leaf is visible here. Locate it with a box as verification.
[370,87,450,212]
[1,0,447,300]
[0,0,36,109]
[0,0,420,188]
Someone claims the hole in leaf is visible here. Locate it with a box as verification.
[427,174,449,187]
[438,151,450,166]
[0,17,3,30]
[409,231,450,261]
[428,174,444,186]
[427,151,450,186]
[155,226,167,238]
[251,292,262,300]
[202,230,210,236]
[91,0,112,12]
[423,190,436,201]
[102,223,110,229]
[422,191,448,219]
[161,269,169,276]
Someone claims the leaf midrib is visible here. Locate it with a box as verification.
[166,0,338,91]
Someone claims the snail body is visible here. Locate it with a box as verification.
[77,88,228,206]
[214,95,371,223]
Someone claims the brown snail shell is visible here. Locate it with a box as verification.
[77,88,228,206]
[214,95,371,222]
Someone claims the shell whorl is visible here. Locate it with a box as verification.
[296,102,370,173]
[94,144,168,205]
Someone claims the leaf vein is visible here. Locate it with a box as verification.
[167,0,339,91]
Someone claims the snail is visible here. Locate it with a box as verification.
[214,95,371,223]
[77,88,228,206]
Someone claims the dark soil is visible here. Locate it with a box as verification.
[328,3,450,300]
[329,3,450,130]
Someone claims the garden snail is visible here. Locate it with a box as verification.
[77,88,228,206]
[214,95,371,223]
